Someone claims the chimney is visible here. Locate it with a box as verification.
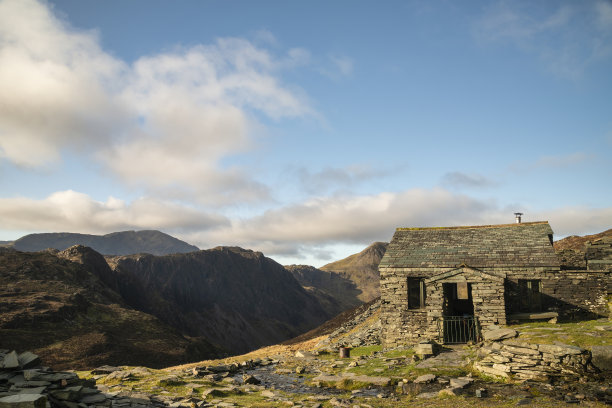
[514,212,523,223]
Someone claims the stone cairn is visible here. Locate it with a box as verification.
[474,328,598,382]
[0,350,167,408]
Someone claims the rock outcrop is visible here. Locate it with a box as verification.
[107,247,335,355]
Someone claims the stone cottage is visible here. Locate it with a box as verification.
[379,221,610,348]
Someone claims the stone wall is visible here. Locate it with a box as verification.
[381,264,609,348]
[505,270,610,320]
[380,267,432,348]
[586,238,612,272]
[475,338,597,381]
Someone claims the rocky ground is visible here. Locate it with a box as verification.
[2,308,611,408]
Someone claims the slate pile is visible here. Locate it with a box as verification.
[0,350,167,408]
[474,329,600,381]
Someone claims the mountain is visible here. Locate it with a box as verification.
[285,265,363,317]
[0,246,220,370]
[554,228,612,251]
[554,228,612,269]
[106,247,334,354]
[319,242,388,302]
[12,230,199,255]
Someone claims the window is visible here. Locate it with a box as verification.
[407,278,426,309]
[519,279,542,312]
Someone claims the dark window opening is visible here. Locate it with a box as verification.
[548,234,553,246]
[519,279,542,312]
[407,278,426,309]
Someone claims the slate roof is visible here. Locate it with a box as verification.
[379,221,560,268]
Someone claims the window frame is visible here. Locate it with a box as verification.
[407,277,426,309]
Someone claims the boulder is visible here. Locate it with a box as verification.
[590,345,612,371]
[483,328,517,342]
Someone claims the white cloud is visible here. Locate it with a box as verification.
[0,0,128,167]
[184,188,502,256]
[529,206,612,237]
[0,0,313,204]
[0,190,228,233]
[183,189,611,260]
[2,188,609,264]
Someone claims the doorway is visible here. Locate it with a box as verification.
[441,282,479,343]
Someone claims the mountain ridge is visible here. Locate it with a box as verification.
[319,241,388,302]
[12,230,199,255]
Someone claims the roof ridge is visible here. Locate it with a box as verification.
[396,221,549,231]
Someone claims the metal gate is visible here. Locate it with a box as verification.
[439,316,481,344]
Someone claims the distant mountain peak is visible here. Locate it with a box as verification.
[13,230,199,256]
[320,241,388,302]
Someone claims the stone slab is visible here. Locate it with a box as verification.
[1,352,19,369]
[413,374,436,384]
[0,394,46,408]
[537,344,584,356]
[17,353,40,370]
[483,328,517,342]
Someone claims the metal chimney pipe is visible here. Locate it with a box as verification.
[514,212,523,223]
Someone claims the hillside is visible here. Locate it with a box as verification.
[0,247,219,370]
[106,247,335,354]
[554,228,612,269]
[320,242,388,302]
[12,230,199,255]
[554,228,612,251]
[285,264,363,316]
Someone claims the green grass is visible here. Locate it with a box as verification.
[349,345,382,357]
[511,318,611,349]
[383,347,415,359]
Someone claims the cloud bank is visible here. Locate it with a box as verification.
[2,188,608,261]
[0,0,312,204]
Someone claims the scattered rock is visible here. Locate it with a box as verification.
[439,387,462,396]
[242,374,261,385]
[413,374,436,384]
[91,365,122,375]
[449,377,474,389]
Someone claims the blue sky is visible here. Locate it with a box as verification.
[0,0,610,266]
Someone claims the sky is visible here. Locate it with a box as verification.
[0,0,611,267]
